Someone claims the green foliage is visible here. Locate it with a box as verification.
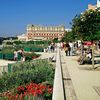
[2,47,14,54]
[24,95,44,100]
[11,37,18,40]
[52,38,59,43]
[14,41,22,45]
[25,40,51,45]
[24,52,40,61]
[11,40,51,52]
[0,60,54,93]
[32,60,54,84]
[11,61,35,73]
[71,9,100,41]
[61,31,75,42]
[6,41,13,45]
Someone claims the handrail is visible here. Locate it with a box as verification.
[52,48,64,100]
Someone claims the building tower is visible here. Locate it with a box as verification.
[97,0,100,7]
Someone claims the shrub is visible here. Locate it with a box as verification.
[11,61,35,73]
[6,41,13,45]
[24,52,40,61]
[0,60,54,93]
[1,47,14,60]
[2,47,14,54]
[13,41,22,45]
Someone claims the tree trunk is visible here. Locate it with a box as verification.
[92,44,95,69]
[81,41,84,56]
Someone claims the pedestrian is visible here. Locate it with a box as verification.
[19,49,25,62]
[50,42,55,52]
[64,43,70,56]
[48,44,51,53]
[60,42,64,50]
[69,41,73,56]
[98,41,100,49]
[14,49,18,61]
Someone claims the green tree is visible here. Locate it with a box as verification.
[14,40,22,45]
[61,31,75,42]
[71,8,100,68]
[71,8,100,41]
[52,38,59,43]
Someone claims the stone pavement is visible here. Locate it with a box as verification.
[35,52,56,60]
[60,50,100,100]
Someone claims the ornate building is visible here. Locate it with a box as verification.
[17,34,28,41]
[27,24,65,40]
[88,0,100,10]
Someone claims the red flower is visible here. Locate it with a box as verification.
[3,82,53,99]
[15,94,19,100]
[24,92,27,96]
[36,89,42,94]
[39,84,46,91]
[17,86,25,91]
[47,87,53,94]
[30,90,38,96]
[31,90,35,95]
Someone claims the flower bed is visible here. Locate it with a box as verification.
[0,82,53,100]
[0,59,55,99]
[24,52,40,61]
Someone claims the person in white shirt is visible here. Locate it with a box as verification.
[69,41,73,56]
[14,49,18,61]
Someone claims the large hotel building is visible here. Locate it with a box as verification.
[26,24,65,41]
[88,0,100,10]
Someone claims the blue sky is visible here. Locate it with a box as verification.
[0,0,96,37]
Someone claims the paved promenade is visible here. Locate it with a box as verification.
[60,50,100,100]
[36,52,56,59]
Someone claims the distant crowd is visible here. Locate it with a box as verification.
[45,40,100,65]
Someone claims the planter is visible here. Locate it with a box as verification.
[4,54,14,60]
[0,53,3,59]
[32,56,38,59]
[25,56,32,61]
[31,48,43,52]
[24,48,31,52]
[8,63,13,73]
[31,48,38,52]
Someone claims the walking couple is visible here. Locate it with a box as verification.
[64,41,73,56]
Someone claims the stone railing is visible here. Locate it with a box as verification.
[52,48,65,100]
